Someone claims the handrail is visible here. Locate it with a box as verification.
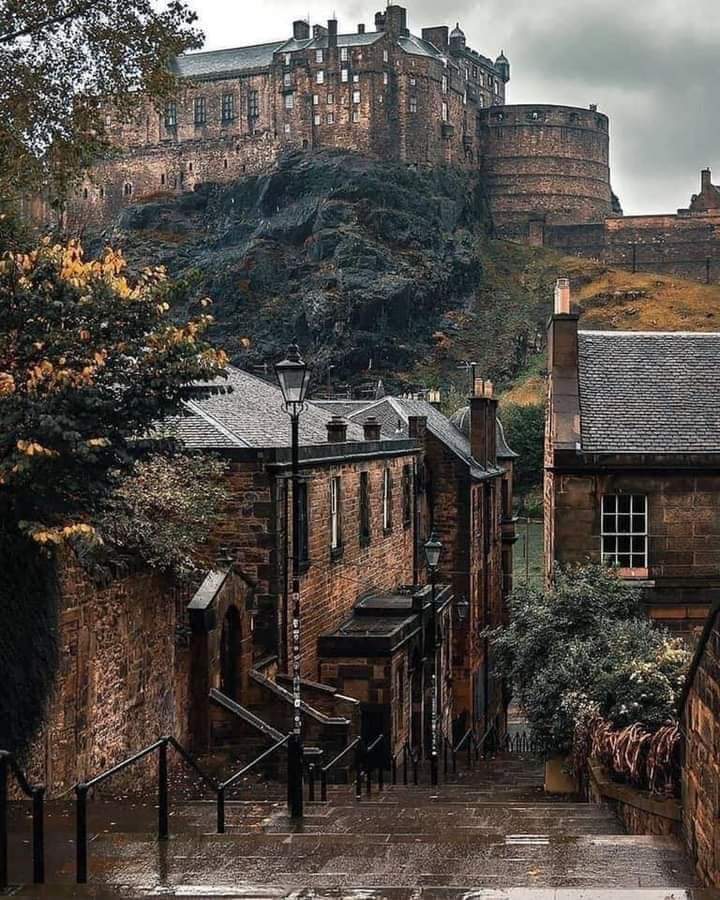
[74,736,216,884]
[0,751,45,888]
[320,737,362,802]
[209,688,284,742]
[392,741,419,786]
[216,733,291,833]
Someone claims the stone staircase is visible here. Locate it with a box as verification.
[6,753,708,898]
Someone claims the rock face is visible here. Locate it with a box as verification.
[102,150,493,390]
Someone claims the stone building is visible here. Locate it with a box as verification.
[545,278,720,633]
[316,384,516,745]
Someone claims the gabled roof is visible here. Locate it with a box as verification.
[577,331,720,454]
[171,366,366,450]
[315,396,504,479]
[172,41,286,78]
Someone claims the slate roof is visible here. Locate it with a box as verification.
[577,331,720,454]
[314,396,503,479]
[172,42,286,78]
[171,366,366,450]
[448,406,519,460]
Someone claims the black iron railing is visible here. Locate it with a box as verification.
[75,736,216,884]
[391,741,419,786]
[320,737,363,802]
[0,751,45,889]
[216,733,290,834]
[363,735,385,796]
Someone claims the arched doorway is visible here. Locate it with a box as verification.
[220,606,242,700]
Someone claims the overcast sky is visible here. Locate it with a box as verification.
[191,0,718,215]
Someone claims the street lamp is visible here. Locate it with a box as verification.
[424,532,443,786]
[276,342,310,819]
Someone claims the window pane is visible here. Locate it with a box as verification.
[603,495,617,515]
[602,514,615,534]
[618,535,631,554]
[618,495,631,515]
[618,554,631,567]
[632,515,645,533]
[618,514,631,534]
[632,536,645,555]
[602,536,616,557]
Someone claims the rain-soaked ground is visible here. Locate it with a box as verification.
[5,753,716,899]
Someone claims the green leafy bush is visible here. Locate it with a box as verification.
[499,402,545,491]
[490,565,691,753]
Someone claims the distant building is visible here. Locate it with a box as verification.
[545,278,720,634]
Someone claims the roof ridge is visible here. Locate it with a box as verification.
[180,40,285,58]
[579,330,720,337]
[183,399,250,447]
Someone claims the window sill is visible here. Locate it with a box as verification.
[330,546,344,563]
[359,535,371,549]
[383,526,394,537]
[617,567,649,579]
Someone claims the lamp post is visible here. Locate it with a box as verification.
[424,532,442,787]
[276,342,310,819]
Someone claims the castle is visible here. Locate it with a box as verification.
[64,4,614,237]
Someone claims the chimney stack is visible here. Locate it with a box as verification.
[374,10,386,30]
[328,18,338,49]
[408,415,427,441]
[327,415,348,443]
[363,416,382,442]
[293,19,310,40]
[358,23,365,33]
[469,380,497,467]
[702,168,712,192]
[554,277,571,314]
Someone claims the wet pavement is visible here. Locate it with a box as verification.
[6,755,713,899]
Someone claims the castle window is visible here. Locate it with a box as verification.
[409,77,416,86]
[330,476,342,552]
[478,95,484,108]
[378,94,383,104]
[248,90,259,119]
[164,101,177,128]
[441,74,448,94]
[161,173,166,186]
[327,112,335,124]
[99,187,105,199]
[123,183,132,197]
[284,53,291,65]
[194,97,207,126]
[313,113,321,126]
[352,73,359,83]
[383,49,389,62]
[315,49,324,63]
[283,72,292,87]
[463,90,467,105]
[383,468,393,532]
[601,494,647,570]
[222,93,236,123]
[341,47,348,61]
[312,94,319,106]
[284,123,291,134]
[402,465,412,528]
[284,93,294,110]
[441,101,448,122]
[352,110,360,123]
[529,110,540,121]
[409,96,417,113]
[188,161,193,172]
[83,187,88,199]
[359,471,371,545]
[352,90,361,104]
[465,67,469,81]
[223,158,228,170]
[475,115,482,136]
[341,68,349,83]
[316,70,325,84]
[472,65,478,79]
[327,92,334,104]
[383,72,389,85]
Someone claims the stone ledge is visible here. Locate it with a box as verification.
[589,759,681,822]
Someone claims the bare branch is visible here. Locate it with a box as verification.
[0,0,102,44]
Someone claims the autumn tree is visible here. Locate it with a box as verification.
[0,239,227,543]
[0,0,201,206]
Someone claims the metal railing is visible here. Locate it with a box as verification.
[75,736,215,884]
[216,733,290,834]
[391,741,419,786]
[0,751,45,889]
[319,735,385,802]
[363,735,385,796]
[320,737,362,802]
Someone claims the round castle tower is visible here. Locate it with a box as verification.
[479,104,612,238]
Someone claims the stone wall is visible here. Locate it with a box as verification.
[544,213,720,285]
[24,553,189,796]
[588,761,681,837]
[682,605,720,887]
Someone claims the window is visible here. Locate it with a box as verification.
[248,90,259,119]
[359,471,371,544]
[284,93,294,110]
[313,113,321,125]
[395,660,405,734]
[284,123,291,134]
[222,93,236,122]
[194,97,206,125]
[383,71,389,85]
[160,173,166,186]
[383,468,393,532]
[327,112,335,124]
[341,68,349,83]
[352,90,361,104]
[123,182,132,197]
[441,74,448,94]
[327,92,334,104]
[312,94,320,106]
[402,465,412,527]
[341,47,348,61]
[351,110,360,123]
[441,101,448,122]
[409,96,417,114]
[463,90,467,105]
[164,101,177,128]
[284,53,291,65]
[472,65,478,79]
[83,187,88,199]
[601,494,647,569]
[330,477,342,552]
[315,49,324,63]
[99,187,105,199]
[478,94,484,108]
[409,77,416,86]
[316,69,325,84]
[283,71,292,87]
[297,481,310,568]
[352,73,359,83]
[383,49,389,62]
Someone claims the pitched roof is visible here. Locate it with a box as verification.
[172,41,286,78]
[577,331,720,454]
[448,406,518,460]
[315,396,503,479]
[172,366,366,450]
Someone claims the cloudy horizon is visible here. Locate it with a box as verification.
[188,0,718,216]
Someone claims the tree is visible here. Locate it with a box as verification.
[499,401,545,492]
[490,565,691,754]
[0,0,201,205]
[0,239,227,543]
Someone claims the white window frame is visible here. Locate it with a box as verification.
[313,113,321,126]
[601,494,648,570]
[351,110,360,122]
[341,47,348,62]
[409,96,417,114]
[330,477,341,550]
[341,68,349,83]
[316,70,325,84]
[315,49,324,63]
[352,73,360,83]
[441,101,448,122]
[441,74,448,94]
[327,112,335,124]
[312,94,319,106]
[383,49,389,62]
[383,469,392,531]
[352,90,361,104]
[327,92,334,105]
[284,93,294,110]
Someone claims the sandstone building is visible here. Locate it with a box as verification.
[545,279,720,634]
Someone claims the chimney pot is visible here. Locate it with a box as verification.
[554,277,571,315]
[327,415,348,443]
[363,416,382,442]
[328,18,338,48]
[358,23,365,33]
[702,168,712,191]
